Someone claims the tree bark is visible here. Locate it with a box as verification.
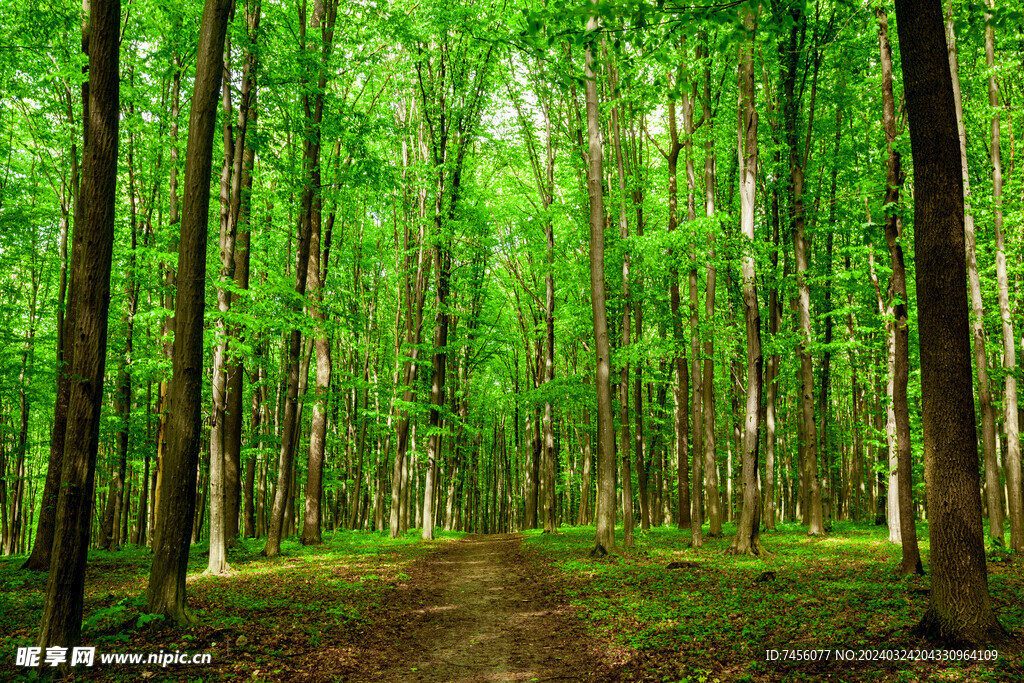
[38,0,119,650]
[610,62,635,549]
[781,6,824,537]
[700,46,720,540]
[877,5,923,574]
[207,27,238,575]
[730,6,763,556]
[21,31,85,573]
[147,0,234,624]
[984,0,1023,553]
[223,0,260,547]
[945,7,1002,546]
[893,0,1007,646]
[263,0,335,557]
[585,13,616,554]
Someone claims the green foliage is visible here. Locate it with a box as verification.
[526,524,1024,682]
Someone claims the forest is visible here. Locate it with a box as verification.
[1,0,1024,679]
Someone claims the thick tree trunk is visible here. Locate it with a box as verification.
[38,0,119,650]
[147,0,233,625]
[894,0,1007,646]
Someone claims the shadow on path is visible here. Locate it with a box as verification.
[355,534,608,682]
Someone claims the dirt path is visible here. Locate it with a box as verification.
[355,534,610,682]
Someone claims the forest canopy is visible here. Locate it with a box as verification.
[1,0,1023,660]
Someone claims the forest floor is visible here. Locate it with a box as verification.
[1,522,1023,682]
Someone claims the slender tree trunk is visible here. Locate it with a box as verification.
[700,50,720,540]
[610,63,635,549]
[101,183,137,552]
[878,6,923,574]
[782,12,824,537]
[300,125,336,547]
[223,1,260,547]
[945,8,1002,545]
[264,0,335,557]
[22,40,84,573]
[585,13,616,554]
[421,242,451,541]
[984,0,1023,553]
[662,66,692,532]
[730,6,764,556]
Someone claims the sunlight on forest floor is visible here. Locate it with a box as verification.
[0,524,1021,681]
[524,521,1024,682]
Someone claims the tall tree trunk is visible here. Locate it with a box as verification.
[877,5,923,574]
[610,62,634,549]
[207,26,239,575]
[6,261,38,556]
[301,216,332,545]
[541,95,558,534]
[984,0,1023,553]
[223,0,260,547]
[38,0,119,650]
[945,7,1002,546]
[700,47,720,540]
[894,0,1007,646]
[101,168,137,552]
[782,9,825,537]
[730,6,763,556]
[152,32,184,554]
[764,177,782,531]
[585,13,616,554]
[147,0,233,624]
[263,0,336,557]
[21,36,84,573]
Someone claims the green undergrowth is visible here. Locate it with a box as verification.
[524,522,1024,683]
[0,528,465,681]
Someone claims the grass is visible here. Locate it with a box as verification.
[0,529,464,681]
[522,521,1024,682]
[2,522,1021,682]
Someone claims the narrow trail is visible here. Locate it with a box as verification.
[357,534,610,682]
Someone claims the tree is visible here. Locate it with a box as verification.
[945,4,1002,547]
[730,5,764,556]
[875,4,922,576]
[584,4,616,555]
[263,0,337,557]
[893,0,1007,646]
[984,0,1023,553]
[37,0,119,650]
[148,0,235,624]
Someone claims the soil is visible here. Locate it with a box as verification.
[353,534,614,682]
